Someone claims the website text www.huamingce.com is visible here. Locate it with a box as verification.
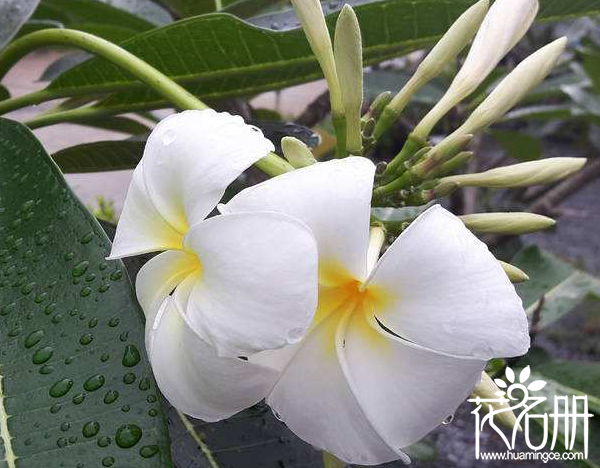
[479,451,585,463]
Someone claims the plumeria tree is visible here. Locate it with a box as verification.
[0,1,599,468]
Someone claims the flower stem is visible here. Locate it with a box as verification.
[0,28,293,177]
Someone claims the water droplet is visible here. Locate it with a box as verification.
[286,327,305,343]
[80,232,94,244]
[146,394,157,403]
[102,457,115,467]
[100,353,109,362]
[139,445,159,458]
[50,403,61,414]
[24,330,44,348]
[60,422,70,432]
[98,283,110,293]
[138,377,150,391]
[97,436,111,447]
[56,437,67,448]
[0,302,16,316]
[71,260,89,277]
[64,252,74,261]
[162,129,176,145]
[148,408,158,417]
[51,313,63,324]
[44,303,57,315]
[32,346,53,364]
[49,378,73,398]
[115,424,142,448]
[104,390,119,404]
[122,345,141,367]
[83,374,105,391]
[109,270,122,281]
[108,317,120,327]
[72,393,85,405]
[82,421,100,438]
[79,333,93,345]
[39,364,54,374]
[8,328,21,337]
[123,373,135,385]
[24,437,32,446]
[88,317,98,328]
[64,356,74,365]
[442,414,454,425]
[121,405,130,413]
[80,286,92,297]
[21,281,36,295]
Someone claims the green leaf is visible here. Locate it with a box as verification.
[223,0,282,18]
[45,0,600,112]
[490,129,543,162]
[52,140,145,172]
[0,0,40,50]
[581,48,600,94]
[19,0,155,39]
[526,361,600,467]
[0,118,173,467]
[512,245,600,329]
[0,84,9,101]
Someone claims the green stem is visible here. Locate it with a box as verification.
[332,112,347,158]
[0,28,292,177]
[0,29,205,111]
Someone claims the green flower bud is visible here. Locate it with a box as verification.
[414,0,538,140]
[498,261,529,283]
[334,5,364,154]
[291,0,344,117]
[470,372,521,430]
[460,212,555,234]
[373,0,489,139]
[281,136,317,168]
[440,157,586,188]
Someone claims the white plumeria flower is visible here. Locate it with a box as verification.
[223,157,530,465]
[109,109,319,420]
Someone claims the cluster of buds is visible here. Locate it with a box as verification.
[291,0,587,246]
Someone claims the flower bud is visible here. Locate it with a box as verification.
[373,0,489,139]
[461,37,566,135]
[281,136,317,168]
[431,151,473,177]
[440,157,586,188]
[460,212,555,234]
[413,0,539,139]
[498,261,529,283]
[291,0,344,117]
[334,5,364,154]
[470,372,520,430]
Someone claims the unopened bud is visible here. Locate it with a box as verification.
[373,0,489,139]
[281,136,317,168]
[440,157,586,188]
[460,212,555,234]
[413,134,473,177]
[291,0,344,116]
[413,0,539,139]
[498,261,529,283]
[431,151,473,177]
[368,91,393,120]
[335,5,364,154]
[460,37,566,136]
[470,372,520,430]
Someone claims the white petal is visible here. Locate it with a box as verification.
[150,297,279,422]
[136,250,199,320]
[267,311,405,465]
[367,205,529,359]
[143,110,274,232]
[137,251,199,351]
[342,312,485,449]
[183,212,318,357]
[108,162,183,259]
[224,157,375,282]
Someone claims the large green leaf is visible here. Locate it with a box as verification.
[512,245,600,329]
[45,0,600,112]
[16,0,155,41]
[490,129,543,162]
[0,118,173,467]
